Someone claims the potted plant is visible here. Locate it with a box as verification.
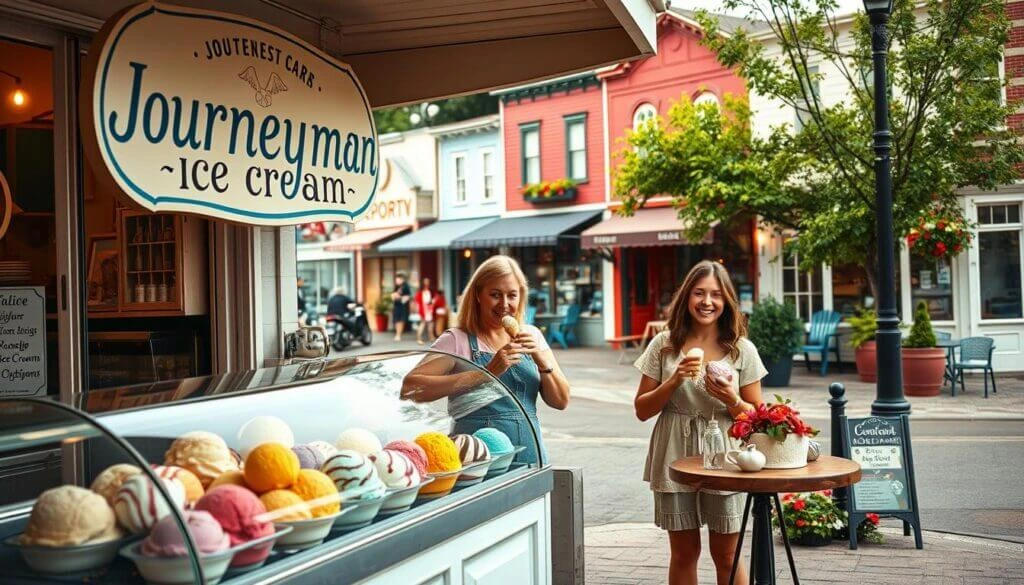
[521,178,578,203]
[747,297,804,387]
[847,308,877,383]
[372,295,393,333]
[775,491,846,546]
[902,300,945,396]
[728,395,818,469]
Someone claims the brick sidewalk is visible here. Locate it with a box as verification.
[585,523,1024,584]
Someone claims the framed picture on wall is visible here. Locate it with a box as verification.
[87,233,119,310]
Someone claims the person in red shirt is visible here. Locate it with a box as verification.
[432,289,449,338]
[414,277,435,344]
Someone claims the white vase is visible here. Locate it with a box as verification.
[747,432,808,469]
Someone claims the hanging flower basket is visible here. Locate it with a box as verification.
[906,209,973,260]
[522,179,578,204]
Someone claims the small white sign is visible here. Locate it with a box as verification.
[81,3,379,225]
[0,287,47,397]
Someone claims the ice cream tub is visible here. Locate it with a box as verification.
[4,533,132,574]
[379,476,435,516]
[484,446,527,478]
[119,526,290,585]
[273,508,354,551]
[454,458,493,488]
[223,526,291,572]
[416,469,461,500]
[330,495,386,533]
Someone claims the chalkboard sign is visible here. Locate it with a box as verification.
[841,414,922,549]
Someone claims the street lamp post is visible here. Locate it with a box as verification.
[864,0,910,416]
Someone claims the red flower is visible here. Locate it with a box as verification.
[734,412,750,423]
[866,513,880,525]
[922,231,931,240]
[933,242,947,257]
[796,519,807,527]
[936,221,946,230]
[768,408,787,424]
[822,489,832,496]
[793,499,806,511]
[782,493,793,502]
[541,184,551,194]
[953,244,962,253]
[729,421,752,440]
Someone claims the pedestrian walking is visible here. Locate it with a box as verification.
[633,260,767,585]
[391,272,411,341]
[401,255,569,465]
[415,277,435,344]
[432,289,449,337]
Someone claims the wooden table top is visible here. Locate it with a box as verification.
[669,455,862,494]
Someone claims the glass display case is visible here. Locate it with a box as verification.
[0,350,552,584]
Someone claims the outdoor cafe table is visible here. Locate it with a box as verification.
[669,455,862,585]
[935,337,960,392]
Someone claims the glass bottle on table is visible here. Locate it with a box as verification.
[702,419,726,470]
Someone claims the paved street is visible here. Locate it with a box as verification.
[344,339,1024,583]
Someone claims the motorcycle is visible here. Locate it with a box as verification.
[324,302,373,351]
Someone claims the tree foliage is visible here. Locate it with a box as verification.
[373,93,499,134]
[613,0,1021,297]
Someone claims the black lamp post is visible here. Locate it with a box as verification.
[864,0,910,416]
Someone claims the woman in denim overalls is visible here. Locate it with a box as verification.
[402,256,570,465]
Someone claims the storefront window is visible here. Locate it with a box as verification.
[832,263,872,318]
[520,123,540,185]
[555,241,602,316]
[910,255,954,321]
[978,203,1022,319]
[782,248,822,322]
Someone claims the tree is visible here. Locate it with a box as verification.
[373,93,499,134]
[613,0,1022,299]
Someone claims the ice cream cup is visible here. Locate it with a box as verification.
[330,495,386,533]
[222,526,292,573]
[119,527,290,585]
[273,509,353,551]
[379,476,435,516]
[454,459,493,488]
[416,468,461,500]
[5,533,132,575]
[484,446,527,478]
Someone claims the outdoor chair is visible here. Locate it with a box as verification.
[548,304,582,350]
[953,336,996,398]
[525,306,537,326]
[935,331,952,341]
[799,310,842,376]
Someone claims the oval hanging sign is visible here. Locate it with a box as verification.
[81,2,378,225]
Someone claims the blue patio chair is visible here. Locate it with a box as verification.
[935,331,952,341]
[548,304,582,350]
[800,310,842,376]
[525,306,537,326]
[935,330,954,386]
[953,337,996,398]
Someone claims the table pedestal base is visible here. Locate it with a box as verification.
[729,493,800,585]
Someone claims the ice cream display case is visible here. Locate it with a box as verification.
[0,350,553,584]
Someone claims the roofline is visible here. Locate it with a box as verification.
[427,114,500,137]
[490,70,599,97]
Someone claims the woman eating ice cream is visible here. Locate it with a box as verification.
[633,260,766,585]
[401,255,569,465]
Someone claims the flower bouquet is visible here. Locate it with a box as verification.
[906,209,973,259]
[728,395,818,469]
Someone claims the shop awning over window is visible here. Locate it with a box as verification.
[452,210,602,248]
[580,207,715,249]
[377,217,500,253]
[324,226,410,252]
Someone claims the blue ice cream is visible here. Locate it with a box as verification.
[472,428,514,456]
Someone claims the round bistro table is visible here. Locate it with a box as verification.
[669,455,861,585]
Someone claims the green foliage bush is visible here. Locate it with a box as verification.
[904,301,937,348]
[847,308,877,349]
[747,297,805,363]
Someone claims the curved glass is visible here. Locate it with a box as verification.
[1,351,540,583]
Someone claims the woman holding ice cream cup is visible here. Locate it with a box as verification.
[401,255,570,465]
[633,260,767,585]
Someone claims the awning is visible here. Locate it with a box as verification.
[452,211,602,248]
[377,217,500,253]
[324,226,410,252]
[581,208,715,249]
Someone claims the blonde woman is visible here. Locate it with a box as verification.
[401,255,569,464]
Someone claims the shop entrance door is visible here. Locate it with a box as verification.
[627,248,655,335]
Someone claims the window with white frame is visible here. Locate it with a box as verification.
[454,154,466,203]
[693,92,720,110]
[482,150,495,200]
[632,103,657,130]
[520,122,540,185]
[782,246,823,321]
[795,65,820,133]
[565,113,587,181]
[978,202,1022,319]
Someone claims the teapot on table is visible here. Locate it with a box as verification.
[725,444,767,472]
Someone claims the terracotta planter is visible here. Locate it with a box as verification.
[374,313,389,333]
[854,341,877,383]
[902,347,946,396]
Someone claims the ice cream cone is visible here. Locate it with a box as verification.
[501,315,520,338]
[685,347,704,378]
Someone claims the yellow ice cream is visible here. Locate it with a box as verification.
[90,464,141,506]
[414,432,461,473]
[244,442,300,493]
[259,490,312,522]
[209,470,249,490]
[290,469,340,517]
[164,431,239,488]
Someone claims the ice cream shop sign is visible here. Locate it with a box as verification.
[81,2,379,226]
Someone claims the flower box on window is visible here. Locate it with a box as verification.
[522,179,578,204]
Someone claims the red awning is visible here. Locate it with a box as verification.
[581,208,714,249]
[324,226,410,252]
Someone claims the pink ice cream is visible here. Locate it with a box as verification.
[194,485,273,567]
[384,440,428,478]
[141,510,229,557]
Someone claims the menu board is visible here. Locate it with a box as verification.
[0,287,47,397]
[846,416,911,511]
